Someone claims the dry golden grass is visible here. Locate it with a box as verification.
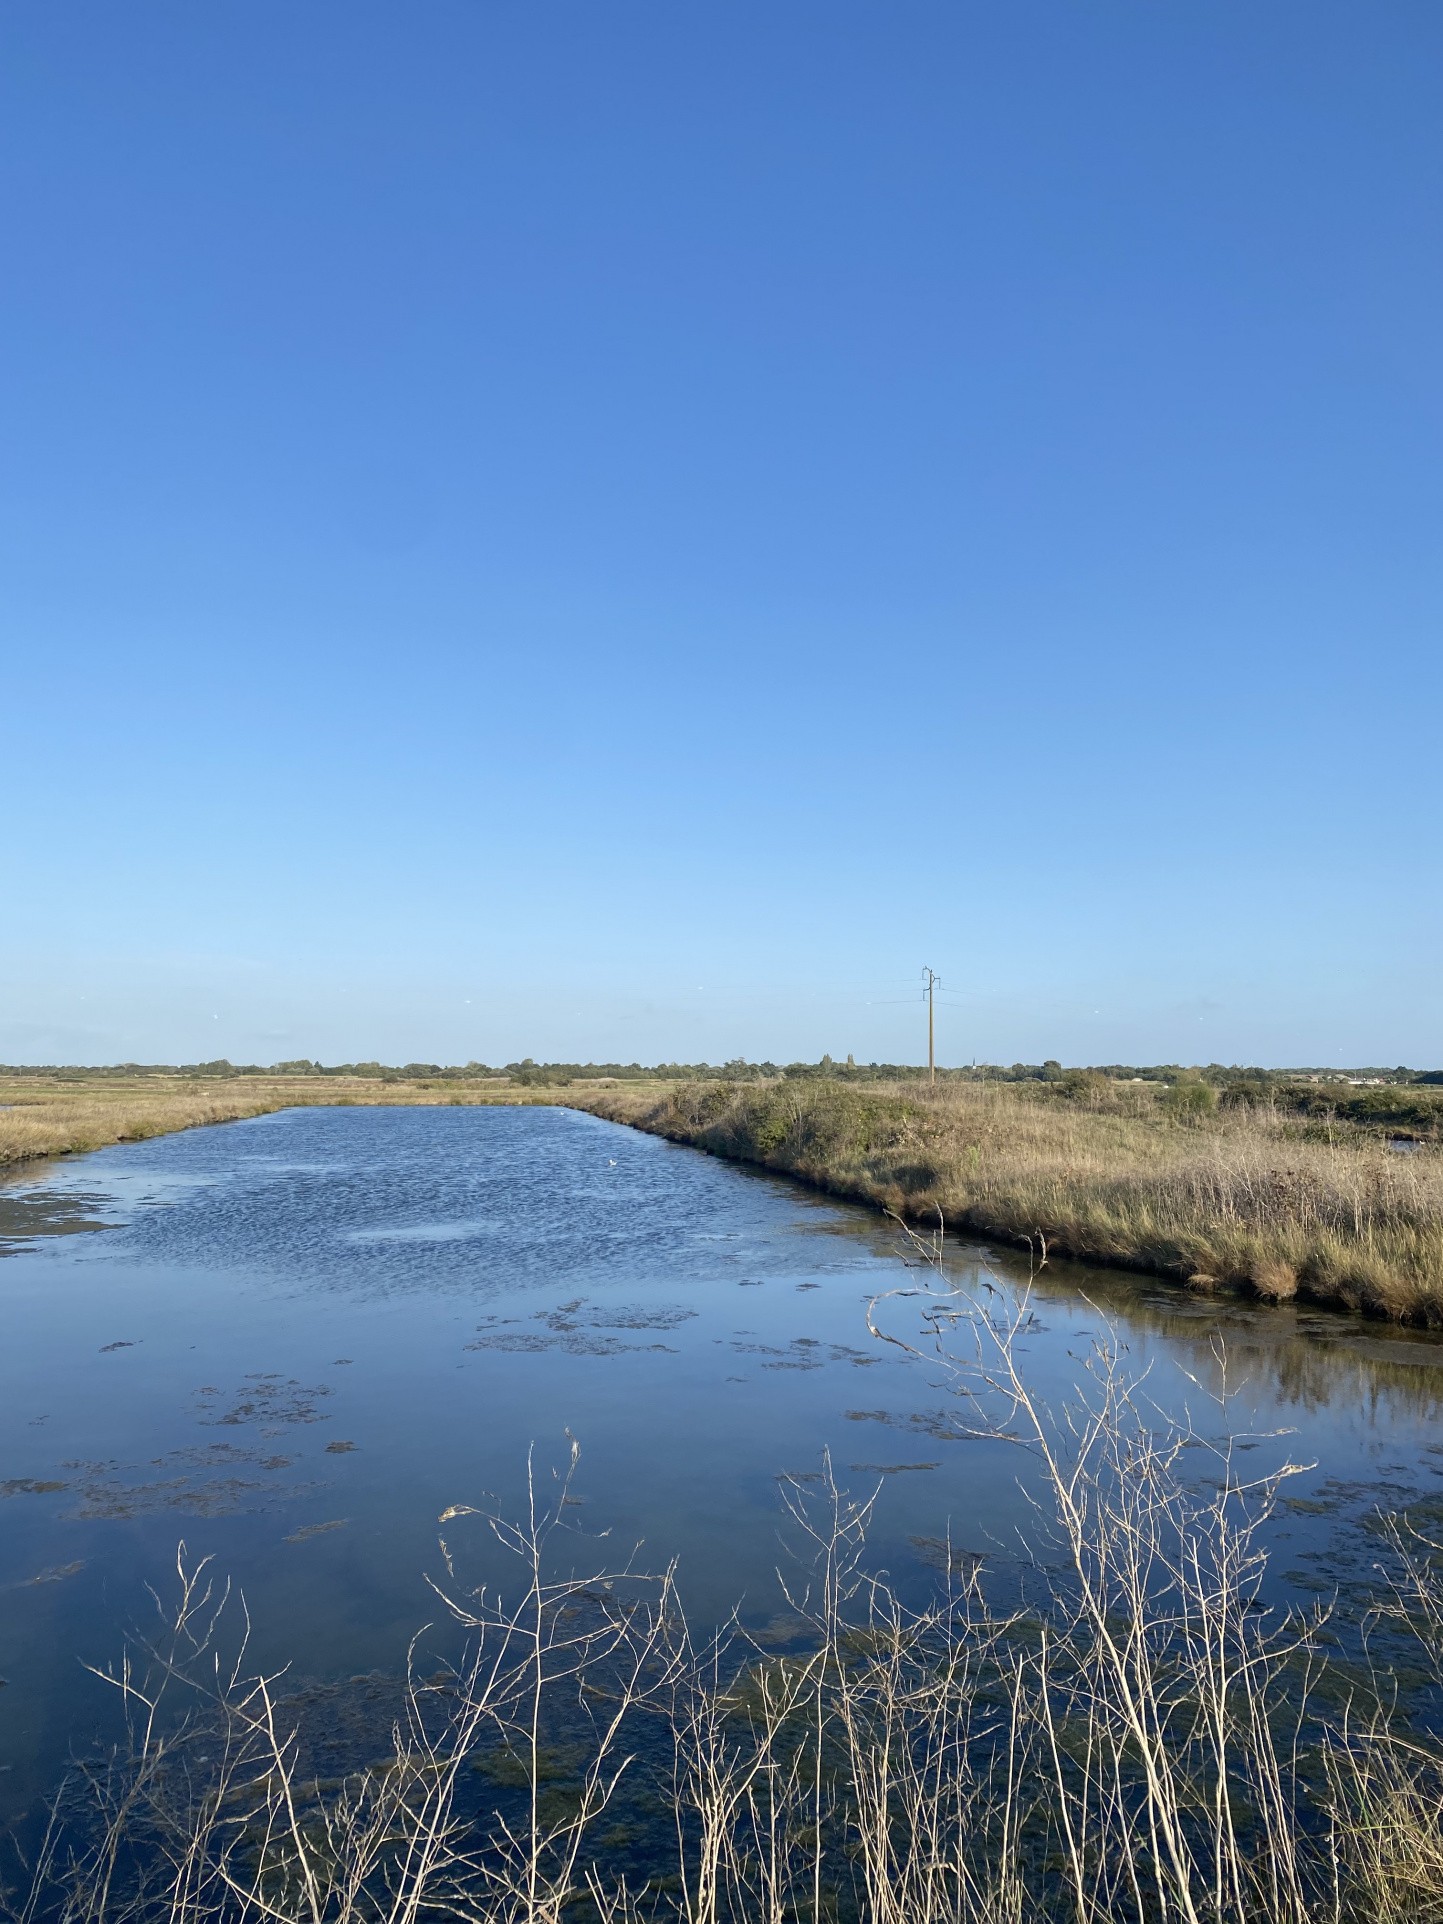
[0,1083,283,1164]
[581,1077,1443,1323]
[0,1073,658,1169]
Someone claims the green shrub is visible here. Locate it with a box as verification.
[1161,1079,1218,1120]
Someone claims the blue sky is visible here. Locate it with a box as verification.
[3,2,1439,1068]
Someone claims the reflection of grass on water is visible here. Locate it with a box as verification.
[1036,1274,1443,1422]
[26,1288,1443,1924]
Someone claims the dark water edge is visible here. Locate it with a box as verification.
[2,1104,1443,1834]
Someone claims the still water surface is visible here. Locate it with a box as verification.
[2,1104,1443,1816]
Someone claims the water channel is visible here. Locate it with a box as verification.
[2,1103,1442,1822]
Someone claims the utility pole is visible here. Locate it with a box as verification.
[923,967,941,1084]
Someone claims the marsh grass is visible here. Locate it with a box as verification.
[0,1077,657,1171]
[0,1085,290,1165]
[19,1273,1443,1924]
[586,1079,1443,1322]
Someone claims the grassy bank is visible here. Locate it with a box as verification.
[0,1072,654,1169]
[580,1077,1443,1323]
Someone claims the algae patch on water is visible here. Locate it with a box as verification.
[285,1519,350,1543]
[849,1460,941,1475]
[51,1444,323,1521]
[843,1407,975,1442]
[466,1298,697,1358]
[194,1375,336,1433]
[727,1336,879,1371]
[909,1536,987,1580]
[19,1561,85,1587]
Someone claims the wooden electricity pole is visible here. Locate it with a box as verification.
[923,968,941,1083]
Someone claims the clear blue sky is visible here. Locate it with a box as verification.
[3,3,1439,1069]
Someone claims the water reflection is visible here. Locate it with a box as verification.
[1014,1253,1443,1421]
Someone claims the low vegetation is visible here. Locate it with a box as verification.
[22,1290,1443,1924]
[0,1073,656,1168]
[583,1076,1443,1323]
[0,1082,286,1165]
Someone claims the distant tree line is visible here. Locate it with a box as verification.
[5,1057,1441,1098]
